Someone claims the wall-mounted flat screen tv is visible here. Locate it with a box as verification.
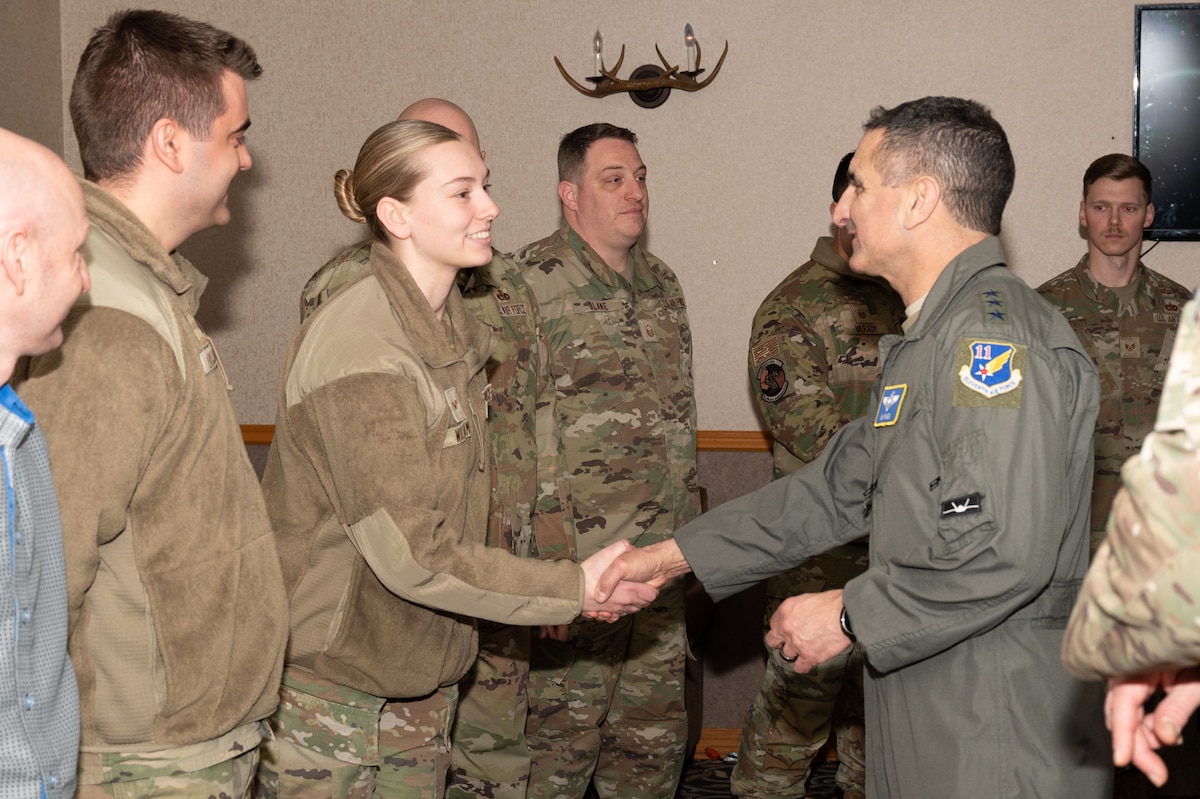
[1135,4,1200,240]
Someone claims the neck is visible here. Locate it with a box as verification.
[99,178,191,253]
[388,241,459,320]
[600,246,632,276]
[1086,247,1140,288]
[889,229,988,306]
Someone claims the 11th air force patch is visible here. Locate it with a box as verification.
[954,339,1025,408]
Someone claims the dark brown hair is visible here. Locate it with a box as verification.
[557,123,637,184]
[864,96,1014,236]
[1083,154,1152,204]
[69,9,261,182]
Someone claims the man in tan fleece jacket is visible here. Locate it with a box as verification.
[14,11,288,798]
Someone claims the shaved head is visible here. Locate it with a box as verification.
[398,98,482,154]
[0,128,92,376]
[0,129,80,238]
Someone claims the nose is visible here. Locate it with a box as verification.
[239,142,253,171]
[479,192,500,221]
[627,178,646,202]
[832,188,852,229]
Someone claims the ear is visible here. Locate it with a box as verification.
[377,196,411,240]
[0,229,29,296]
[558,180,578,213]
[149,118,186,174]
[1144,202,1155,228]
[903,175,940,230]
[1079,200,1088,229]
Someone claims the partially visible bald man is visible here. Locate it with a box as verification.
[0,128,91,799]
[297,99,556,799]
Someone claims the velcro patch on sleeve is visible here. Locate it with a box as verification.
[757,358,789,403]
[874,384,907,426]
[953,338,1025,409]
[941,492,982,517]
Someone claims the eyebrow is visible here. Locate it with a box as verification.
[233,119,251,136]
[443,171,490,188]
[599,164,646,175]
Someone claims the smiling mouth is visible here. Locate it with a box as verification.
[467,230,491,240]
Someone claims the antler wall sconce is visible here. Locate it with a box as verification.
[555,24,728,109]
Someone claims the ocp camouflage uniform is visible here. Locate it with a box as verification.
[1062,289,1200,679]
[736,236,903,799]
[293,244,562,799]
[257,668,456,798]
[78,724,264,799]
[517,222,701,799]
[1038,255,1189,552]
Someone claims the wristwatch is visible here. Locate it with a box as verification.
[839,604,856,643]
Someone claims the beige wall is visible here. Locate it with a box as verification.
[11,0,1200,427]
[1,0,64,151]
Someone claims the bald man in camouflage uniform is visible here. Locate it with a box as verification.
[1038,154,1190,555]
[296,99,551,799]
[1063,289,1200,789]
[735,154,903,799]
[517,123,700,799]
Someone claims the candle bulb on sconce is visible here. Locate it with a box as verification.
[593,29,603,77]
[684,23,697,73]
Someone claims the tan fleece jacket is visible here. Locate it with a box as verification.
[14,180,288,749]
[262,243,582,699]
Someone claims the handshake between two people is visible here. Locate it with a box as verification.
[578,539,854,674]
[577,539,692,622]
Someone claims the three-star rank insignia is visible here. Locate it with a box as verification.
[980,289,1007,323]
[954,339,1025,408]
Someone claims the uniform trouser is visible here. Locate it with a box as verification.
[525,578,688,799]
[257,669,458,799]
[731,543,868,799]
[77,746,259,799]
[448,621,532,799]
[77,721,265,799]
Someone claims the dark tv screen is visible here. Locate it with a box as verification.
[1135,4,1200,240]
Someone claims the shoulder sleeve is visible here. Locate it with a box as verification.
[748,296,846,466]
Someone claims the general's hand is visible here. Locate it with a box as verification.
[1108,668,1200,787]
[764,589,851,672]
[580,540,658,617]
[593,539,691,602]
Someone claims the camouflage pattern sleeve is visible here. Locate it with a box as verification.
[749,241,901,478]
[299,241,373,322]
[749,279,850,473]
[1063,293,1200,680]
